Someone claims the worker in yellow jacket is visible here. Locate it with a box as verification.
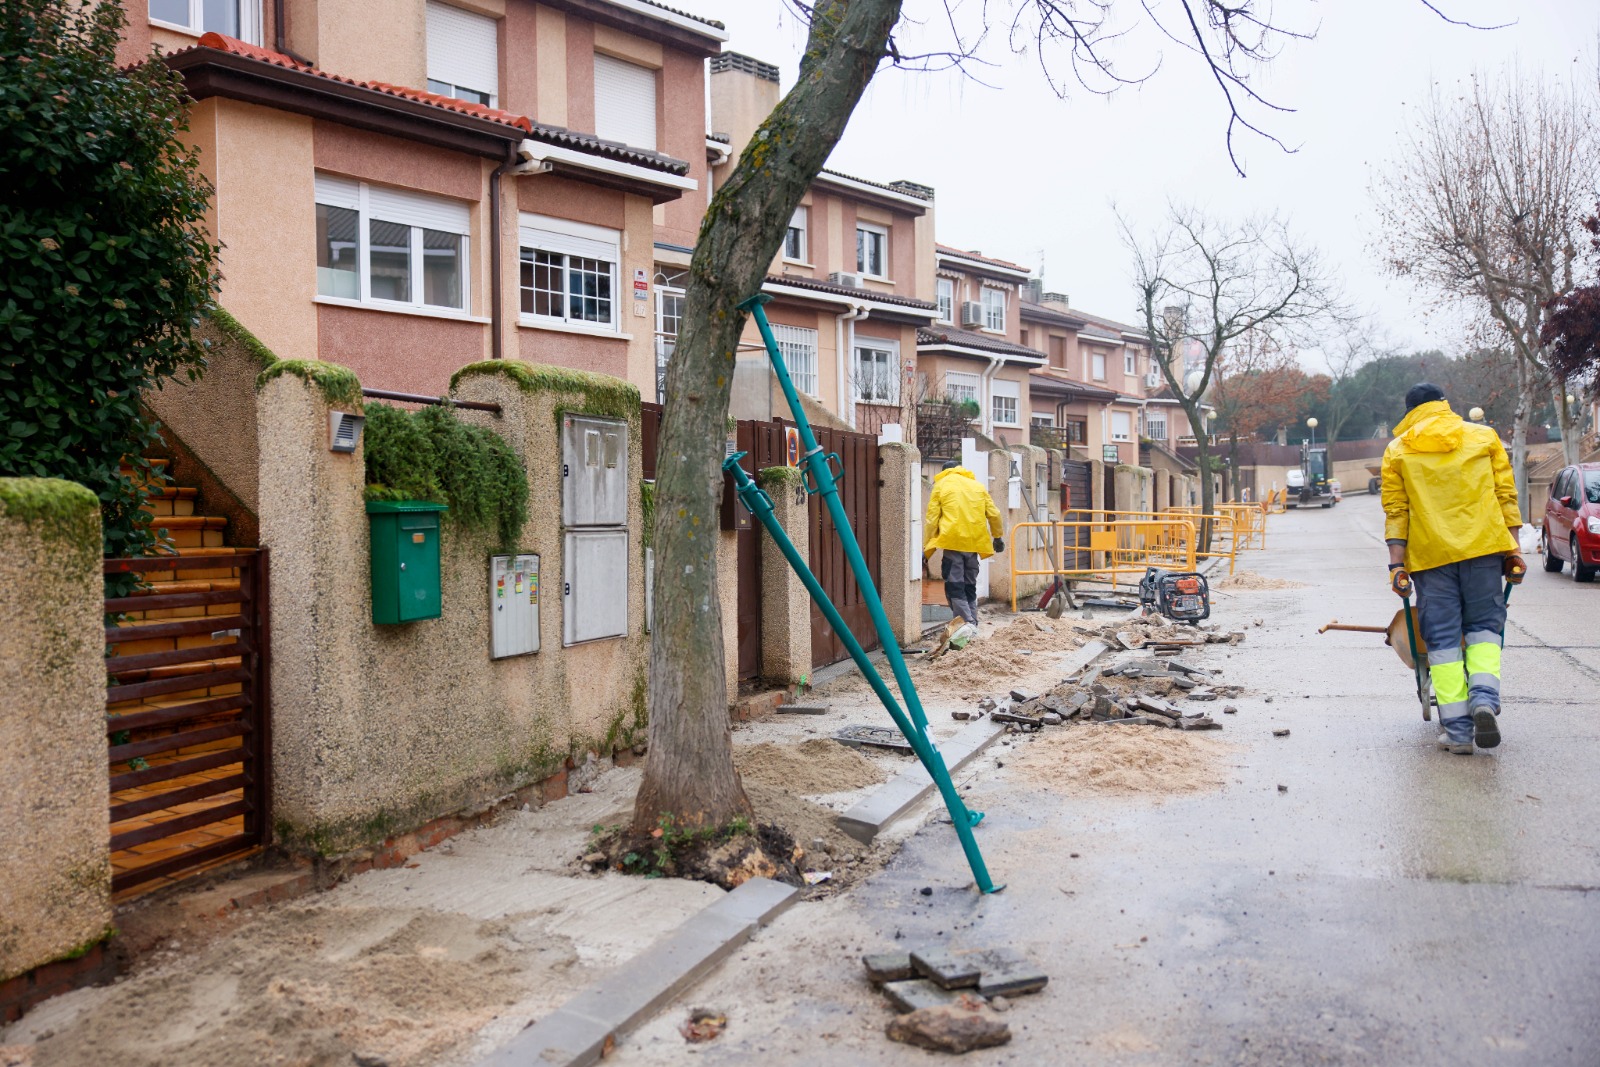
[1381,384,1524,755]
[924,460,1005,637]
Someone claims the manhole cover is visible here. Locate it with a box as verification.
[833,725,913,753]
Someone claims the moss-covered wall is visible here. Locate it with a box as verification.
[0,479,112,980]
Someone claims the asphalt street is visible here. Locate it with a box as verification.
[617,494,1600,1066]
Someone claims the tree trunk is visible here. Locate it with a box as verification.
[1185,399,1216,553]
[1553,384,1582,465]
[1511,349,1532,522]
[634,0,905,835]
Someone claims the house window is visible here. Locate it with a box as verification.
[784,207,808,262]
[1125,350,1136,375]
[1050,336,1068,368]
[1091,352,1106,380]
[1147,416,1168,441]
[1030,414,1054,428]
[518,214,620,331]
[856,223,888,278]
[991,380,1020,427]
[314,174,469,313]
[654,267,687,402]
[936,278,954,324]
[1066,418,1088,444]
[771,323,819,396]
[426,2,498,106]
[853,343,899,404]
[594,53,657,151]
[1111,411,1132,442]
[149,0,261,42]
[981,287,1006,332]
[945,371,980,405]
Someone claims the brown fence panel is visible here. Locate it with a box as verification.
[808,425,881,669]
[104,549,270,893]
[1061,460,1092,570]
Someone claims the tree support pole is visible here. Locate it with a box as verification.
[727,295,1002,894]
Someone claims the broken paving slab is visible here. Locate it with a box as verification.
[834,717,1007,844]
[963,948,1049,998]
[882,978,970,1013]
[910,947,983,989]
[776,703,829,715]
[475,878,799,1067]
[863,952,915,985]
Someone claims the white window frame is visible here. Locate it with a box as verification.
[784,207,809,263]
[314,174,472,316]
[991,379,1020,427]
[856,222,889,279]
[149,0,262,42]
[771,323,820,397]
[1146,415,1168,441]
[593,52,658,151]
[945,371,980,405]
[654,279,685,402]
[852,341,900,405]
[981,286,1006,332]
[1125,350,1136,375]
[936,278,954,324]
[426,2,500,107]
[1091,351,1107,381]
[1111,411,1133,442]
[517,213,621,334]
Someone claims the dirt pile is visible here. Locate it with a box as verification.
[913,616,1092,699]
[1009,725,1232,796]
[1214,570,1305,591]
[734,738,885,794]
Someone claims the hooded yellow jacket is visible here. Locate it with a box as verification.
[1380,400,1520,572]
[924,467,1004,558]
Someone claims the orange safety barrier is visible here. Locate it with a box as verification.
[1008,518,1198,610]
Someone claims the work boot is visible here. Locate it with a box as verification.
[1470,701,1501,750]
[1436,714,1474,755]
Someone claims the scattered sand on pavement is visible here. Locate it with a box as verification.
[1213,570,1305,591]
[912,616,1092,699]
[1009,725,1232,796]
[734,738,884,794]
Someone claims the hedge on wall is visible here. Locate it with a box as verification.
[363,403,528,548]
[0,0,217,585]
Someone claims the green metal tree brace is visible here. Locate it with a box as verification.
[723,294,1002,894]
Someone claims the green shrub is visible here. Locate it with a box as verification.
[0,0,218,587]
[363,403,528,547]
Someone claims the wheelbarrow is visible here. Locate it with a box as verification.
[1318,562,1524,722]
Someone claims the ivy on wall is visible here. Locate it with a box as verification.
[0,0,218,589]
[363,403,528,548]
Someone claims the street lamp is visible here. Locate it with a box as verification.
[1306,416,1318,451]
[1469,406,1485,422]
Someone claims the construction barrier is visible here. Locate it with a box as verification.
[1009,518,1197,610]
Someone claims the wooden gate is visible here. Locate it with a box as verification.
[1060,459,1092,570]
[104,549,270,893]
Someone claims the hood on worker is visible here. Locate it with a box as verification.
[1391,400,1463,453]
[934,466,977,484]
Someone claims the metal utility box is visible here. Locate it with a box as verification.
[367,500,448,624]
[490,553,540,658]
[563,529,628,645]
[561,414,629,527]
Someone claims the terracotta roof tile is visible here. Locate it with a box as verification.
[935,245,1031,273]
[1028,368,1119,401]
[917,325,1045,361]
[766,275,936,311]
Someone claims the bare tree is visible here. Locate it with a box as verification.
[641,0,1489,837]
[1121,205,1341,547]
[1372,69,1599,518]
[1321,319,1387,445]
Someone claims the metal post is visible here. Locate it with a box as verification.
[733,294,1002,894]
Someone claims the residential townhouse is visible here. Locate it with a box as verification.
[700,54,939,435]
[917,247,1046,451]
[115,0,725,397]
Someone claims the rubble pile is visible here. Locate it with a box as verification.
[866,944,1049,1052]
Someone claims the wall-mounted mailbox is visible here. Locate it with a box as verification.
[490,553,540,658]
[367,500,448,624]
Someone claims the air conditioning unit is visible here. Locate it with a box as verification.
[828,271,861,288]
[960,301,985,328]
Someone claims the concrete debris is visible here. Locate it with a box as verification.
[1008,689,1036,703]
[885,1003,1011,1053]
[1273,729,1291,737]
[775,704,829,715]
[1223,705,1239,714]
[910,948,984,990]
[863,952,915,985]
[882,979,967,1014]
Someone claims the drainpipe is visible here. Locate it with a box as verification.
[489,140,518,363]
[273,0,314,65]
[835,303,867,429]
[978,354,1002,438]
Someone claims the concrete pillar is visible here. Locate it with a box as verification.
[1154,470,1170,512]
[0,479,111,981]
[876,442,922,646]
[719,529,740,705]
[757,466,811,684]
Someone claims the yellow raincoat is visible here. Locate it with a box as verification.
[924,466,1004,559]
[1381,400,1520,572]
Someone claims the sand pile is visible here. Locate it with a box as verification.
[1214,570,1305,591]
[735,738,885,794]
[1008,725,1231,796]
[745,783,877,888]
[912,617,1091,699]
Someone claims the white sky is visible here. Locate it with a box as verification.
[686,0,1598,367]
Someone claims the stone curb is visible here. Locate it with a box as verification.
[836,639,1110,844]
[475,877,799,1067]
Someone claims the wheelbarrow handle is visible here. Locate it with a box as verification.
[1318,620,1390,634]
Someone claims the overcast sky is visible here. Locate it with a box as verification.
[686,0,1598,368]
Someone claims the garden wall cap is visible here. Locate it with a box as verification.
[365,500,450,513]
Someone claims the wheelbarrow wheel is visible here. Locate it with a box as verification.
[1415,665,1433,721]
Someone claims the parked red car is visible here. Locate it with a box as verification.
[1541,462,1600,582]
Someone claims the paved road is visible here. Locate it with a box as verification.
[617,495,1600,1066]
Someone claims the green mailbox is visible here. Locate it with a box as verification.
[367,500,449,624]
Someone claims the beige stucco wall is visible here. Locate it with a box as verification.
[0,480,111,981]
[298,0,426,87]
[876,442,923,645]
[257,361,649,856]
[756,467,810,684]
[1114,464,1154,515]
[983,444,1050,604]
[718,529,738,705]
